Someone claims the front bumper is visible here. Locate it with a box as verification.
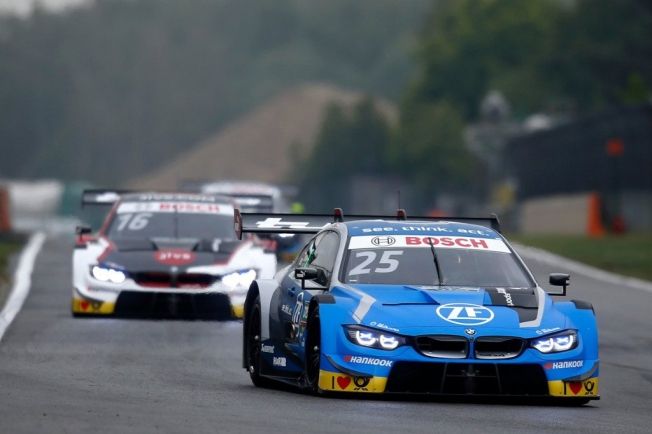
[317,361,599,399]
[72,285,246,319]
[316,338,599,399]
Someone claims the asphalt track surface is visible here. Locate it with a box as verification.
[1,237,652,433]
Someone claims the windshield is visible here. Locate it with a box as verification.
[343,235,533,288]
[106,201,234,240]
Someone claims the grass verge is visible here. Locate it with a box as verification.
[511,233,652,282]
[0,234,26,308]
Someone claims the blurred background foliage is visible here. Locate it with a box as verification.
[297,0,652,211]
[0,0,651,212]
[0,0,430,182]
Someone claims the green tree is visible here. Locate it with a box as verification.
[409,0,563,120]
[390,101,472,204]
[409,0,652,120]
[297,98,391,211]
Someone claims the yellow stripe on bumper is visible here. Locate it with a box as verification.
[71,296,115,314]
[231,304,244,319]
[318,370,387,393]
[548,378,599,398]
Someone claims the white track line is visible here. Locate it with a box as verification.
[513,242,652,294]
[0,232,46,342]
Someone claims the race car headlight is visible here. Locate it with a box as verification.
[221,269,257,290]
[344,325,405,351]
[530,330,578,353]
[91,265,126,284]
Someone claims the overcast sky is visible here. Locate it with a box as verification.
[0,0,90,16]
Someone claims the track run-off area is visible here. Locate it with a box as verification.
[1,236,652,433]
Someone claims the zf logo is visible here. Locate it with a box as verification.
[371,236,396,247]
[436,303,494,326]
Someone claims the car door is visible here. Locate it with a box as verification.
[278,231,340,346]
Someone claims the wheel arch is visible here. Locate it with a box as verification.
[242,282,261,369]
[556,300,599,360]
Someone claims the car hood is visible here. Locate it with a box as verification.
[101,238,242,273]
[333,284,568,337]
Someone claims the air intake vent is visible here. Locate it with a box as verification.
[474,337,525,359]
[415,335,468,359]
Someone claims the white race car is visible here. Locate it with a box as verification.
[72,191,276,319]
[195,181,301,258]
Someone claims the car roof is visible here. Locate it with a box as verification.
[201,181,281,197]
[119,192,232,204]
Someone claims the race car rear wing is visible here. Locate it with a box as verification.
[234,208,501,239]
[81,189,132,207]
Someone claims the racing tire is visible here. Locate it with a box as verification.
[305,304,322,394]
[245,296,274,388]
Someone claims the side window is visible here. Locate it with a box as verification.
[310,231,340,274]
[294,235,319,269]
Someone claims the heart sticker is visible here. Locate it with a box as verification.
[568,382,583,395]
[336,376,351,389]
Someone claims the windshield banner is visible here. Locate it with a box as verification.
[348,235,510,253]
[117,201,232,215]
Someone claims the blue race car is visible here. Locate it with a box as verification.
[236,209,599,404]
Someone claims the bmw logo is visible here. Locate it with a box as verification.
[465,328,476,336]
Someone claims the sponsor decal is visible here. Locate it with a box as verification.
[154,250,196,266]
[361,226,451,234]
[348,235,509,253]
[406,236,489,249]
[318,371,387,393]
[337,376,351,389]
[584,380,596,393]
[137,193,218,202]
[80,300,103,312]
[436,303,494,326]
[360,226,490,235]
[545,360,584,370]
[353,377,371,388]
[548,378,599,397]
[272,357,286,367]
[281,304,292,315]
[369,321,399,333]
[291,293,304,325]
[496,288,514,306]
[118,201,229,215]
[261,344,274,354]
[536,327,561,335]
[565,379,596,396]
[343,355,393,367]
[334,375,371,391]
[371,236,396,247]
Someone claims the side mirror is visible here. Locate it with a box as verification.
[75,225,93,247]
[76,225,92,235]
[548,273,570,296]
[294,267,327,289]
